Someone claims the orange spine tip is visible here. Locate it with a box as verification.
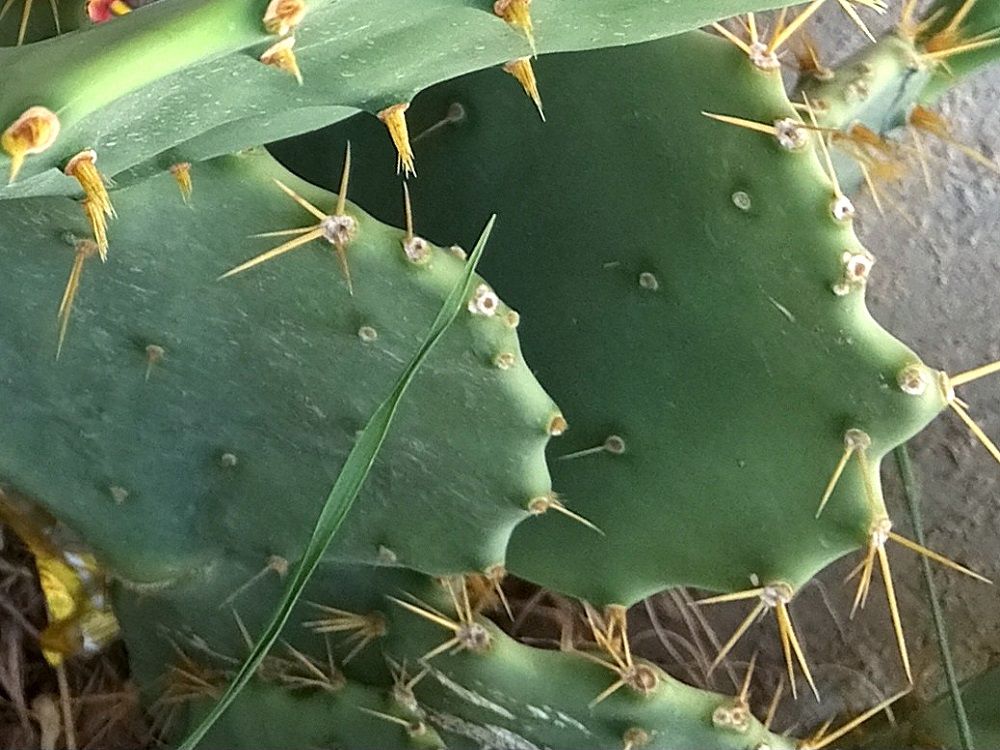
[494,0,536,53]
[2,106,61,184]
[908,104,948,137]
[845,123,891,152]
[263,0,307,35]
[66,150,115,257]
[169,162,193,203]
[503,58,545,121]
[377,103,416,177]
[260,37,303,85]
[65,150,115,217]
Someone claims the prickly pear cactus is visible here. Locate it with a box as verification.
[279,0,1000,740]
[0,0,816,198]
[3,1,1000,749]
[281,26,989,709]
[288,30,939,611]
[0,148,559,579]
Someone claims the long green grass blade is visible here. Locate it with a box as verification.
[177,215,497,750]
[894,444,975,750]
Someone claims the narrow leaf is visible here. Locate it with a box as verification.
[894,444,975,750]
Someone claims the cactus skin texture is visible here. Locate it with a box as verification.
[0,149,557,580]
[281,31,949,607]
[0,0,812,200]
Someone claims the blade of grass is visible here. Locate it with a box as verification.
[894,444,974,750]
[177,215,498,750]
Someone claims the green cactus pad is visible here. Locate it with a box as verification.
[278,31,948,607]
[800,34,929,134]
[0,149,557,580]
[0,87,800,750]
[176,680,447,750]
[0,0,810,200]
[113,557,794,750]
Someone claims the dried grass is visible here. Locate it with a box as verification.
[0,524,149,750]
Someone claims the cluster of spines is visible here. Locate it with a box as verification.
[169,564,925,750]
[900,0,1000,64]
[160,570,787,750]
[796,0,1000,213]
[372,0,543,177]
[692,3,1000,741]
